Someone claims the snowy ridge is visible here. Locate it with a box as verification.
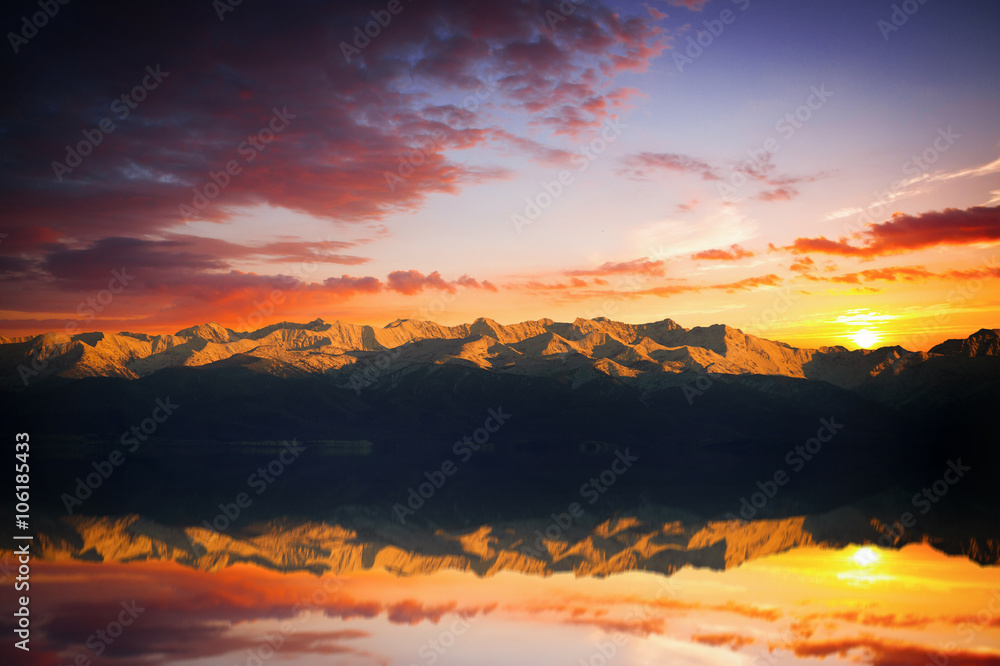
[1,316,994,392]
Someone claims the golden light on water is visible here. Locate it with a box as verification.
[24,542,1000,664]
[837,545,892,585]
[851,546,882,566]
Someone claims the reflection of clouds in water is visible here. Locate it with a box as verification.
[13,542,1000,665]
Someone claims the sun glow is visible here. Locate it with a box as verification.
[852,547,881,567]
[837,546,891,585]
[850,329,881,349]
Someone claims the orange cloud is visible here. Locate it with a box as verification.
[786,205,1000,258]
[710,274,782,292]
[787,635,1000,666]
[566,258,667,277]
[0,264,496,335]
[538,271,783,301]
[663,0,711,10]
[568,615,667,636]
[853,266,935,282]
[386,270,497,295]
[619,152,720,181]
[802,610,933,629]
[801,265,992,286]
[756,187,796,202]
[386,599,458,625]
[789,256,816,273]
[8,561,504,666]
[523,278,589,290]
[691,244,756,261]
[691,632,756,650]
[946,266,1000,280]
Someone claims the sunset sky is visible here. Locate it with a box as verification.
[2,0,999,349]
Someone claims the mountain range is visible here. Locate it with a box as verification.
[3,316,997,567]
[3,317,999,408]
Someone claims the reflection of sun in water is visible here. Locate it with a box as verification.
[852,547,881,567]
[839,546,891,585]
[851,330,881,349]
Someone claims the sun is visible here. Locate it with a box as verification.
[837,546,892,585]
[850,330,881,349]
[852,547,881,567]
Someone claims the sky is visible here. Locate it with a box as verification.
[8,543,1000,665]
[1,0,999,349]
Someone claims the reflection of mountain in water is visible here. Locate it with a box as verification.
[12,505,999,578]
[2,318,997,580]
